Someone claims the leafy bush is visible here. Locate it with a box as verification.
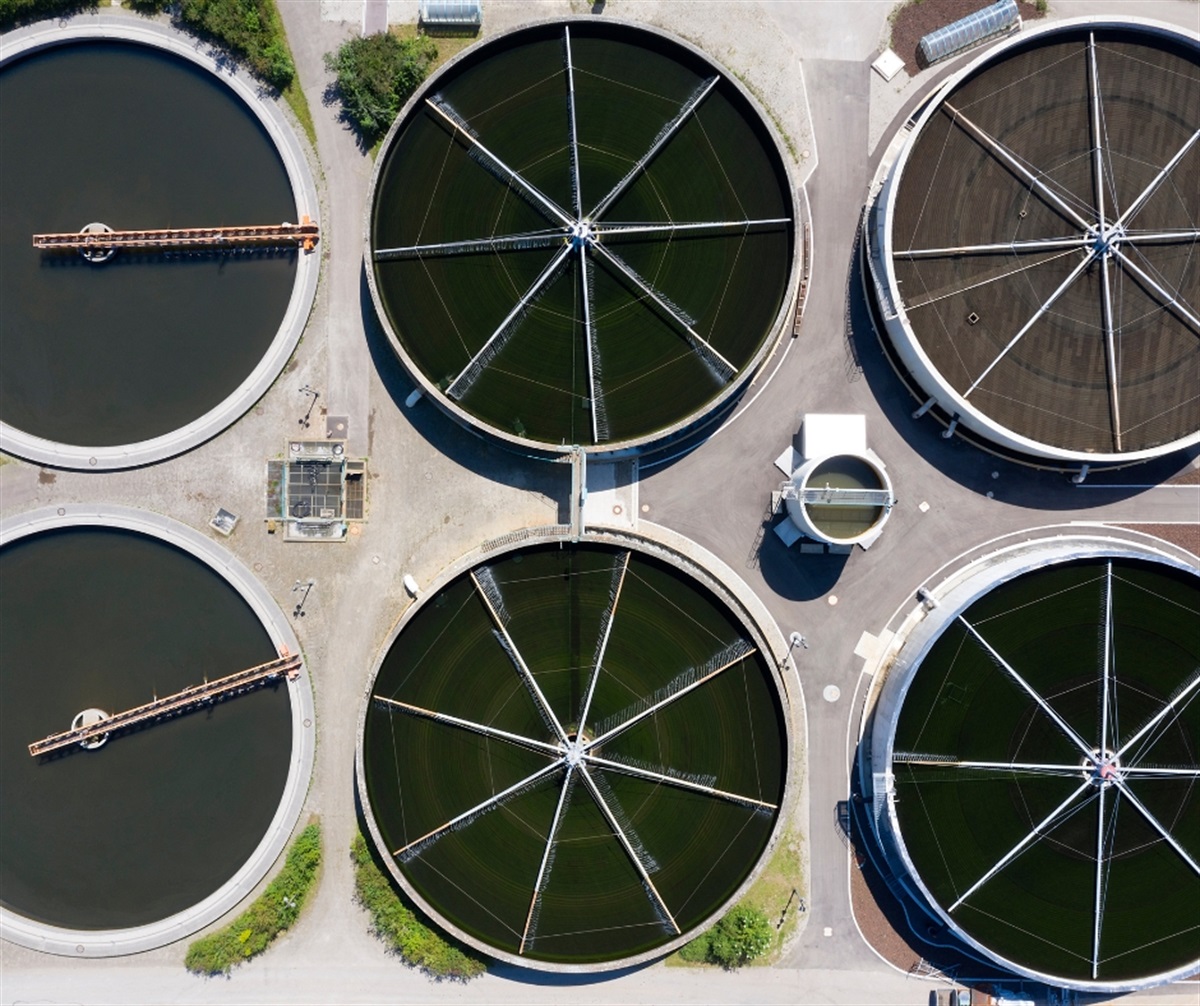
[185,822,322,976]
[324,33,438,141]
[351,832,486,980]
[678,904,774,969]
[176,0,295,89]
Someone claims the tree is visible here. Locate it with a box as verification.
[325,33,438,142]
[706,904,773,968]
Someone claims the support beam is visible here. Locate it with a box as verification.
[1091,783,1107,980]
[1115,666,1200,763]
[949,779,1093,912]
[446,244,573,399]
[1112,247,1200,336]
[1101,563,1115,754]
[1122,766,1200,778]
[591,242,736,379]
[585,753,777,810]
[896,236,1090,258]
[587,643,756,750]
[372,695,563,756]
[471,570,570,745]
[598,218,791,238]
[944,102,1093,231]
[393,759,565,857]
[577,551,630,731]
[1088,34,1109,239]
[578,764,680,933]
[893,755,1083,776]
[1113,778,1200,878]
[374,230,566,261]
[964,251,1097,397]
[1122,229,1200,245]
[960,617,1093,758]
[589,77,720,221]
[519,766,575,954]
[580,244,600,444]
[1114,129,1200,230]
[564,26,582,218]
[426,98,574,228]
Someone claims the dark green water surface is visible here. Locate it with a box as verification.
[371,22,793,447]
[364,543,786,964]
[0,41,295,446]
[893,559,1200,983]
[0,528,291,929]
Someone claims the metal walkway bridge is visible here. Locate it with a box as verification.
[33,216,319,256]
[784,485,894,507]
[28,652,302,757]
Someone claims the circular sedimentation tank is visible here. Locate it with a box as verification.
[785,453,893,546]
[869,20,1200,465]
[358,537,789,969]
[367,19,798,453]
[870,536,1200,991]
[0,23,318,469]
[0,507,313,955]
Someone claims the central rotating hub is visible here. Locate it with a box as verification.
[569,220,595,249]
[1084,747,1122,786]
[565,738,584,767]
[1087,222,1125,258]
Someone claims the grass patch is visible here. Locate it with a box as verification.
[390,22,475,75]
[351,831,486,980]
[185,820,322,976]
[282,75,317,149]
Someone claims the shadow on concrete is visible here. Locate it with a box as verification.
[756,525,850,601]
[359,266,569,503]
[848,234,1200,510]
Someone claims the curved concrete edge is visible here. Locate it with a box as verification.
[0,504,316,957]
[867,16,1200,467]
[354,521,806,973]
[0,16,320,471]
[863,531,1200,993]
[362,14,804,459]
[784,451,895,547]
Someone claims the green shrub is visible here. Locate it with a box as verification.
[351,832,486,980]
[0,0,96,30]
[176,0,295,88]
[324,33,438,142]
[185,822,322,976]
[678,904,774,969]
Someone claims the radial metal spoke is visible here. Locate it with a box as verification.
[1122,228,1200,245]
[1113,128,1200,230]
[577,551,630,731]
[892,755,1084,776]
[591,242,736,379]
[1112,247,1200,336]
[393,759,565,857]
[373,695,563,756]
[586,642,756,750]
[374,230,566,261]
[446,244,573,400]
[1101,562,1115,752]
[1115,666,1200,762]
[949,779,1094,912]
[1099,251,1123,450]
[1122,766,1200,778]
[1091,783,1107,980]
[426,98,574,228]
[564,26,582,218]
[585,752,777,810]
[597,218,791,238]
[589,76,720,221]
[519,765,575,954]
[1112,778,1200,878]
[578,763,680,933]
[896,236,1090,258]
[944,102,1093,231]
[960,616,1094,758]
[471,569,570,745]
[964,251,1097,397]
[1088,33,1108,237]
[580,244,601,444]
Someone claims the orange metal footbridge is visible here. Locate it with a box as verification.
[28,651,302,757]
[33,216,319,255]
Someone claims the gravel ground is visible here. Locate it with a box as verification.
[888,0,1046,75]
[1115,523,1200,557]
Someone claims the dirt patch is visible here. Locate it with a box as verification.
[888,0,1045,76]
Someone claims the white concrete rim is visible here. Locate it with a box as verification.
[0,504,316,957]
[874,17,1200,466]
[355,522,798,973]
[869,533,1200,993]
[363,15,803,459]
[0,16,320,471]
